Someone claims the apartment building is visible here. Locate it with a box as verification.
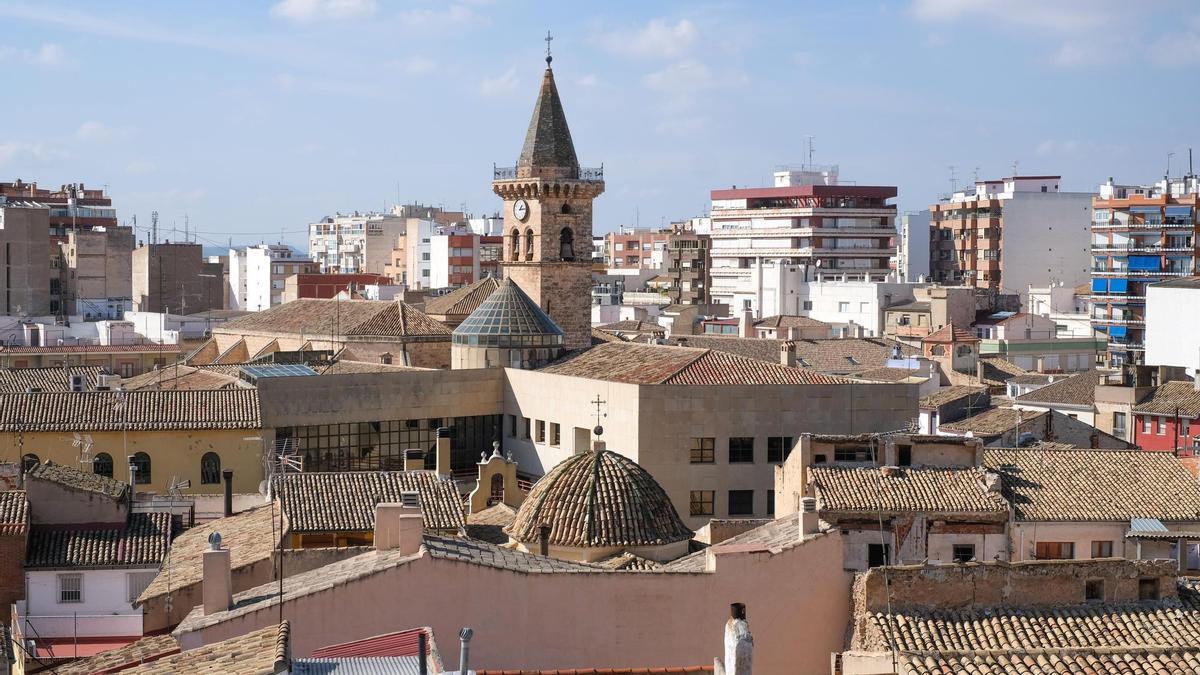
[0,205,51,316]
[1091,175,1200,366]
[897,210,930,282]
[604,228,669,268]
[308,212,405,276]
[0,180,117,237]
[59,227,134,319]
[929,175,1093,303]
[708,165,897,316]
[663,220,711,305]
[228,244,316,311]
[131,242,222,314]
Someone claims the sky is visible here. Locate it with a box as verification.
[2,0,1198,250]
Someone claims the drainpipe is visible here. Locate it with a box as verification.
[458,627,473,674]
[222,470,234,517]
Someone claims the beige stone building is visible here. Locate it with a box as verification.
[60,226,134,319]
[131,242,222,314]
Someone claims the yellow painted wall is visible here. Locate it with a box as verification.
[1,428,264,495]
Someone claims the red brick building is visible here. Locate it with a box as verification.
[0,490,29,611]
[283,273,393,302]
[1132,381,1200,455]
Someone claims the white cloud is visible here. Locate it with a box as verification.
[125,160,158,175]
[0,141,66,167]
[75,121,135,142]
[1147,16,1200,66]
[0,42,66,66]
[576,74,598,87]
[644,60,749,95]
[479,67,518,97]
[595,18,698,59]
[270,0,377,22]
[911,0,1114,31]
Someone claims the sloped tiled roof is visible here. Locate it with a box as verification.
[0,389,260,431]
[121,622,288,675]
[940,406,1041,437]
[465,502,517,545]
[851,366,927,383]
[0,365,102,392]
[590,327,626,344]
[984,448,1200,522]
[596,320,666,336]
[920,385,988,410]
[480,669,712,675]
[539,342,849,385]
[864,582,1200,675]
[119,365,240,391]
[139,505,281,604]
[595,551,663,570]
[978,355,1029,386]
[26,512,175,568]
[518,65,579,171]
[423,277,501,317]
[1015,369,1106,407]
[810,466,1006,514]
[923,322,979,343]
[319,359,429,375]
[27,460,129,500]
[508,449,692,548]
[755,314,830,329]
[216,299,449,339]
[280,472,464,533]
[663,513,804,573]
[663,335,918,374]
[53,633,181,674]
[0,491,28,536]
[1134,380,1200,417]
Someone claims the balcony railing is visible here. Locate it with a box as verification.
[492,165,604,181]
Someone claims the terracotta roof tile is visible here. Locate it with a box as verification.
[920,385,988,410]
[0,366,102,392]
[923,322,980,343]
[122,622,287,675]
[0,389,260,431]
[216,299,449,339]
[27,460,129,500]
[52,633,180,674]
[984,447,1200,522]
[465,502,517,545]
[0,343,184,354]
[940,406,1040,437]
[811,466,1007,514]
[754,314,829,329]
[26,512,175,568]
[507,449,692,548]
[978,355,1029,386]
[139,505,280,604]
[663,335,917,374]
[540,342,848,385]
[0,491,28,536]
[1015,369,1106,407]
[478,669,713,674]
[280,472,464,533]
[1134,380,1200,417]
[851,366,927,382]
[423,277,501,317]
[119,365,240,391]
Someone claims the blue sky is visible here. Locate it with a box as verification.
[2,1,1198,249]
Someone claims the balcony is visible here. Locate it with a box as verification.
[492,165,603,181]
[1091,317,1145,326]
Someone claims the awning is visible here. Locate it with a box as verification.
[1092,278,1108,293]
[1130,206,1161,214]
[1165,206,1192,216]
[1108,326,1128,337]
[1128,255,1162,272]
[1109,278,1129,293]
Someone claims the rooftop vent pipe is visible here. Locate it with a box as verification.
[458,627,473,675]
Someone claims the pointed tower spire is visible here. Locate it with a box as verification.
[518,38,579,180]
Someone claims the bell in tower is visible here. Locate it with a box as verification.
[492,36,604,351]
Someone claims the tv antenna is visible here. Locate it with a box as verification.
[949,165,957,193]
[805,135,815,167]
[72,432,94,471]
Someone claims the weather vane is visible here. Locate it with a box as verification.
[545,29,553,65]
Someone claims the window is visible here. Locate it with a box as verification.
[131,452,151,485]
[690,490,714,516]
[559,228,575,261]
[379,353,393,365]
[1139,577,1159,601]
[1113,412,1127,436]
[728,490,754,516]
[767,436,794,463]
[93,452,113,478]
[1158,416,1167,434]
[952,544,976,563]
[523,418,531,440]
[120,362,134,378]
[507,414,517,437]
[868,543,891,568]
[1035,541,1074,560]
[767,490,775,515]
[897,445,913,466]
[728,437,754,463]
[21,453,39,473]
[535,420,546,443]
[549,423,560,447]
[201,453,221,484]
[802,301,813,310]
[127,571,156,603]
[838,301,850,313]
[1091,540,1113,558]
[58,573,82,604]
[690,437,715,464]
[835,447,871,462]
[1143,417,1152,434]
[1085,578,1105,601]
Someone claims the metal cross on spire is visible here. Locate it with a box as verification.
[590,394,607,436]
[545,29,553,65]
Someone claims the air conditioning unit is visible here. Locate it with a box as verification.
[70,375,85,392]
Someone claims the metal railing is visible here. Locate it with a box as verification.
[492,165,604,181]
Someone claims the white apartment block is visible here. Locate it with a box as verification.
[228,244,314,311]
[898,210,930,282]
[708,165,898,317]
[308,212,405,275]
[792,279,922,337]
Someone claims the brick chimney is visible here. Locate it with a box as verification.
[537,523,552,556]
[202,532,232,615]
[739,308,755,338]
[435,427,452,476]
[375,499,423,555]
[780,341,797,367]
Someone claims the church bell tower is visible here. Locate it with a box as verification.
[493,41,604,350]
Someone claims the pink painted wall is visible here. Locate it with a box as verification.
[180,532,849,673]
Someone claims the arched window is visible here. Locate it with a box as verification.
[510,228,520,260]
[489,473,504,505]
[559,227,575,261]
[524,228,534,260]
[930,344,946,356]
[560,202,572,214]
[21,454,39,473]
[93,452,113,478]
[131,452,151,485]
[201,452,221,485]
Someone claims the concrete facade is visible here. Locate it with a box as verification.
[131,242,221,314]
[0,206,51,316]
[61,227,134,320]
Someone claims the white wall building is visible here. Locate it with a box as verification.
[467,216,503,236]
[898,210,930,282]
[404,219,436,289]
[429,232,481,289]
[19,568,152,642]
[308,212,406,275]
[228,244,313,311]
[1028,282,1095,338]
[709,165,898,317]
[1146,277,1200,375]
[791,278,921,337]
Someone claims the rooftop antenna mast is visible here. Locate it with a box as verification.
[1011,160,1019,177]
[151,211,159,246]
[184,214,190,243]
[948,165,957,193]
[805,135,815,168]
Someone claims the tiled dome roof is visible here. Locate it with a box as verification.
[452,278,564,348]
[507,448,692,548]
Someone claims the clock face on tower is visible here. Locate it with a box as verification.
[513,199,529,221]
